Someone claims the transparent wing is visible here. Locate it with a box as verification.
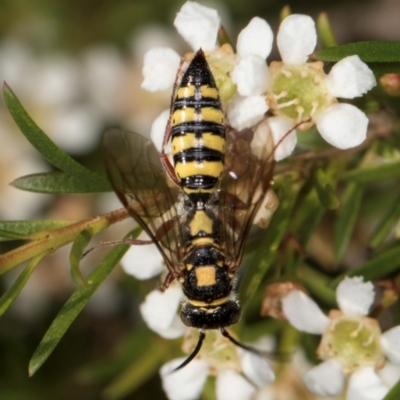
[215,127,276,271]
[103,128,184,277]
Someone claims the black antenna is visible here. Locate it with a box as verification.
[220,328,275,358]
[171,331,206,372]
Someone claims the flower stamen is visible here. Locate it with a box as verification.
[277,98,299,109]
[280,68,292,78]
[274,90,288,100]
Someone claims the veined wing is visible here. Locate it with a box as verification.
[103,128,184,277]
[216,127,276,271]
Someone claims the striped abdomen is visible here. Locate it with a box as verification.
[170,49,225,200]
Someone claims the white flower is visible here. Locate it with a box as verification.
[120,231,165,280]
[282,276,399,399]
[141,1,273,137]
[174,1,220,52]
[268,14,376,150]
[160,333,275,400]
[139,284,186,339]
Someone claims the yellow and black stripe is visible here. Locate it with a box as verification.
[171,49,226,200]
[167,50,239,330]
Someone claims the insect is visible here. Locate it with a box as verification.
[104,49,276,369]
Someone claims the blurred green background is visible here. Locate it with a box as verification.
[0,0,399,399]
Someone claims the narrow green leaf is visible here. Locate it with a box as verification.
[79,326,153,384]
[331,246,400,288]
[28,227,140,376]
[3,83,103,180]
[314,168,340,210]
[333,183,364,264]
[283,187,325,276]
[340,161,400,184]
[312,41,400,63]
[0,220,75,241]
[217,25,234,51]
[70,221,112,286]
[0,208,129,275]
[12,171,111,193]
[367,62,400,75]
[279,5,291,21]
[241,177,300,304]
[370,194,400,248]
[0,252,48,316]
[297,264,337,307]
[69,230,94,286]
[102,340,168,400]
[383,378,400,400]
[316,12,337,48]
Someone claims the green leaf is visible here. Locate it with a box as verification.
[79,326,154,384]
[102,341,168,400]
[370,193,400,248]
[12,171,111,193]
[69,230,94,286]
[333,183,364,264]
[340,161,400,184]
[297,264,337,307]
[383,378,400,400]
[241,177,300,304]
[0,220,75,241]
[28,227,140,376]
[331,246,400,288]
[0,208,129,275]
[284,182,325,276]
[312,41,400,63]
[316,12,337,48]
[314,168,340,210]
[0,252,48,316]
[3,83,110,192]
[367,62,400,75]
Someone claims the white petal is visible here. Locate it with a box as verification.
[120,231,165,280]
[160,358,209,400]
[161,315,188,339]
[378,362,400,388]
[326,55,376,98]
[174,2,220,51]
[227,95,268,130]
[239,351,275,388]
[347,367,389,400]
[250,118,273,159]
[231,55,270,96]
[150,109,170,152]
[216,370,256,400]
[253,189,279,228]
[277,14,316,65]
[381,326,400,365]
[316,103,369,149]
[336,276,375,317]
[141,47,181,92]
[303,359,345,397]
[236,17,273,59]
[268,116,297,161]
[282,290,330,334]
[139,286,185,338]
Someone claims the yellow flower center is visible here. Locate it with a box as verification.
[318,313,385,373]
[267,61,336,130]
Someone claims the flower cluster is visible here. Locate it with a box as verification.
[123,3,385,400]
[282,276,400,399]
[142,1,376,161]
